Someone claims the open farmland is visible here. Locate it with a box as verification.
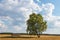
[0,34,60,40]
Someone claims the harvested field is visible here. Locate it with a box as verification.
[0,34,60,40]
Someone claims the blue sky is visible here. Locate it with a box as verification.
[0,0,60,34]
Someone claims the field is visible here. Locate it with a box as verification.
[0,34,60,40]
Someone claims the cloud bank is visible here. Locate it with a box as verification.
[0,0,60,34]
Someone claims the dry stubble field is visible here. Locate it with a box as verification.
[0,34,60,40]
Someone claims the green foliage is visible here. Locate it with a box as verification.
[26,13,47,35]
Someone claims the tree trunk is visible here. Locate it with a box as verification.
[37,32,42,38]
[37,34,40,38]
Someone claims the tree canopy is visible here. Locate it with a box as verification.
[26,13,47,35]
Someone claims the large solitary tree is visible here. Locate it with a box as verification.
[26,13,47,37]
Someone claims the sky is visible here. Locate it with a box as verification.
[0,0,60,34]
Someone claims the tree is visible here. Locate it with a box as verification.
[26,13,47,38]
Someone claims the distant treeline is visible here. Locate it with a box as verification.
[0,33,60,36]
[0,33,28,35]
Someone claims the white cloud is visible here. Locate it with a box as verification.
[0,16,13,20]
[0,0,60,34]
[42,3,55,16]
[42,3,60,34]
[19,7,28,12]
[0,16,13,25]
[0,21,7,28]
[0,20,8,32]
[42,3,55,22]
[44,28,60,34]
[37,0,40,2]
[1,0,41,20]
[7,0,18,4]
[54,21,60,27]
[14,25,22,31]
[16,18,22,21]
